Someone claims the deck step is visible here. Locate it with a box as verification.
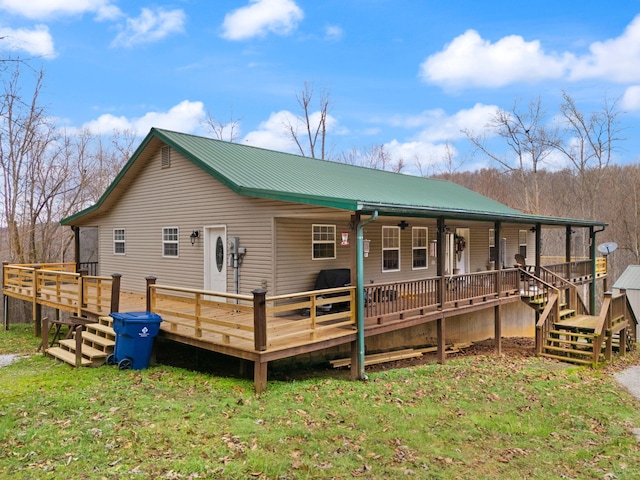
[559,309,576,318]
[79,331,115,348]
[46,347,92,366]
[543,345,595,357]
[539,352,593,365]
[548,329,595,339]
[85,322,115,338]
[59,339,111,360]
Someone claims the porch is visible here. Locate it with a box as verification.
[2,258,626,394]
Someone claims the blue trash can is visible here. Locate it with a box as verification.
[109,312,162,370]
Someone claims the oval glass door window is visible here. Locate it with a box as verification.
[215,237,224,272]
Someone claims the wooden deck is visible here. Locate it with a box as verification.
[2,261,611,393]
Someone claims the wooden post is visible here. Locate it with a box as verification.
[111,274,122,313]
[73,226,81,272]
[78,268,88,308]
[2,262,7,330]
[565,225,572,280]
[144,276,156,312]
[252,288,267,351]
[254,360,268,395]
[33,264,42,337]
[75,325,83,367]
[494,222,502,296]
[41,316,50,354]
[437,217,446,309]
[494,304,502,355]
[437,314,446,364]
[534,224,542,277]
[350,341,358,381]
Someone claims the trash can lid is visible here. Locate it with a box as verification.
[109,311,162,322]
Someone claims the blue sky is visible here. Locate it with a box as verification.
[2,0,640,175]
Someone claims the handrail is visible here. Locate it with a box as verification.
[591,294,612,364]
[535,292,560,355]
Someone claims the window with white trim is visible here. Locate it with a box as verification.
[412,227,428,269]
[312,224,336,259]
[113,229,125,255]
[519,230,527,258]
[382,226,400,271]
[162,227,179,258]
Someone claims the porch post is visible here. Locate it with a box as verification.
[145,275,156,313]
[437,314,446,364]
[73,226,81,271]
[590,226,597,314]
[437,217,446,308]
[534,223,542,277]
[494,222,502,295]
[252,288,267,352]
[356,211,378,380]
[565,226,572,280]
[350,213,360,381]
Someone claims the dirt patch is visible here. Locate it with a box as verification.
[366,337,536,372]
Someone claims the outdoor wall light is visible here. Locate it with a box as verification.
[397,220,409,230]
[190,230,200,245]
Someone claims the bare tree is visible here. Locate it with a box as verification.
[464,98,559,214]
[337,144,405,173]
[285,82,330,159]
[203,111,241,142]
[554,92,624,220]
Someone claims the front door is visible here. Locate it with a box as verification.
[455,228,470,274]
[204,226,227,296]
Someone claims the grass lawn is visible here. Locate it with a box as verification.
[2,323,640,479]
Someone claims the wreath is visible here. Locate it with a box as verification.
[455,234,466,261]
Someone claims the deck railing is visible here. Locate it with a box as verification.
[147,284,357,351]
[542,258,605,281]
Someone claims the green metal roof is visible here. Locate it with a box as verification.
[62,128,606,228]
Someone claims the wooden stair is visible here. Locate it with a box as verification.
[46,316,115,367]
[539,313,631,366]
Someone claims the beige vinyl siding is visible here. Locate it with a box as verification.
[79,146,349,295]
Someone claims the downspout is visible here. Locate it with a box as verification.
[591,225,606,314]
[356,210,378,380]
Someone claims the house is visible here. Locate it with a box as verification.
[613,265,640,322]
[43,127,621,390]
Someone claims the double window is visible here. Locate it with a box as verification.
[312,224,336,260]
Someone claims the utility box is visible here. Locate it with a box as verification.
[108,312,162,370]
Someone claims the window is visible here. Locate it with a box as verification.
[113,229,125,255]
[412,227,428,269]
[519,230,527,258]
[382,226,400,271]
[162,227,179,257]
[312,224,336,259]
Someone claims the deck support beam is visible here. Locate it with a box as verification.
[254,360,268,395]
[437,315,446,364]
[494,304,502,355]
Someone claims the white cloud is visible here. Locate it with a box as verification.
[388,104,499,142]
[570,15,640,83]
[420,29,571,88]
[82,100,206,135]
[0,0,121,20]
[111,7,185,48]
[221,0,303,41]
[622,85,640,111]
[0,24,56,57]
[421,14,640,89]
